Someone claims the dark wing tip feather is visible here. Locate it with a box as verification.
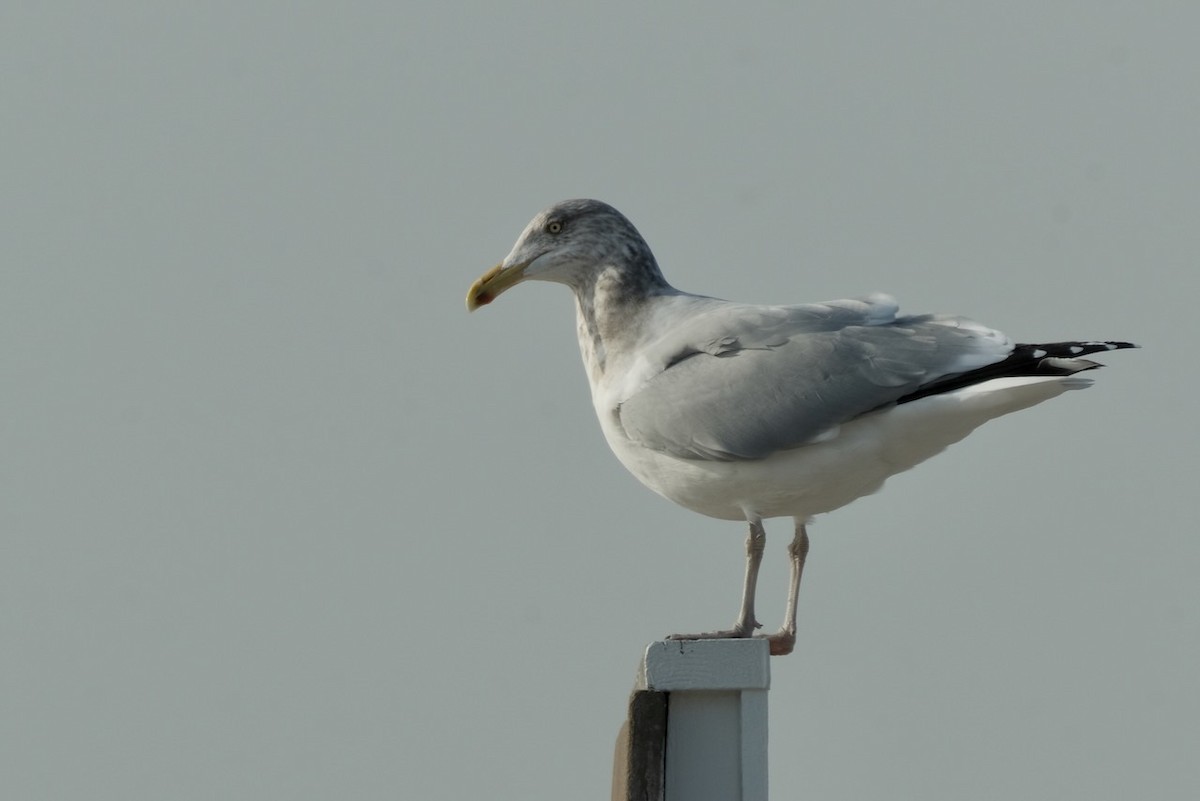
[896,339,1137,405]
[1024,340,1139,357]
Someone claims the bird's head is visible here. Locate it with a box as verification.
[466,199,661,311]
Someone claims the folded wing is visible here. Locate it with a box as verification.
[617,297,1013,461]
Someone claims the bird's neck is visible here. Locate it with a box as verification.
[573,264,669,385]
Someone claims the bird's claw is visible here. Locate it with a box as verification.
[665,622,758,642]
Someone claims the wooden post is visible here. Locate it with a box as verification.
[613,639,771,801]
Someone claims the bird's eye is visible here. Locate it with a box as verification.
[547,220,563,234]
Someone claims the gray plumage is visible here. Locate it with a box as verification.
[617,303,1012,461]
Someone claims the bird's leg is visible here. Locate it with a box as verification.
[757,520,810,656]
[733,518,767,635]
[667,518,766,642]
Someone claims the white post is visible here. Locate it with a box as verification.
[614,639,770,801]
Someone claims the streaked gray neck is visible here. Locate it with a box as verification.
[573,257,672,382]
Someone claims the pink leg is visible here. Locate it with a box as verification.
[667,517,766,642]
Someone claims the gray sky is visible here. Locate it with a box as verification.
[4,3,1196,799]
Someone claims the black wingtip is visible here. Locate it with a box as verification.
[1084,340,1139,352]
[895,338,1137,405]
[1017,340,1140,360]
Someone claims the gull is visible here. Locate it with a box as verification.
[466,199,1135,656]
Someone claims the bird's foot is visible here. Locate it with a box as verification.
[666,621,759,643]
[756,628,796,657]
[665,626,795,656]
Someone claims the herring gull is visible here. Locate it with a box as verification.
[466,199,1135,656]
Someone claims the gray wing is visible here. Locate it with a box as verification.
[617,300,1012,461]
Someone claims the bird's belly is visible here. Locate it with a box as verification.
[604,417,905,521]
[600,376,1075,522]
